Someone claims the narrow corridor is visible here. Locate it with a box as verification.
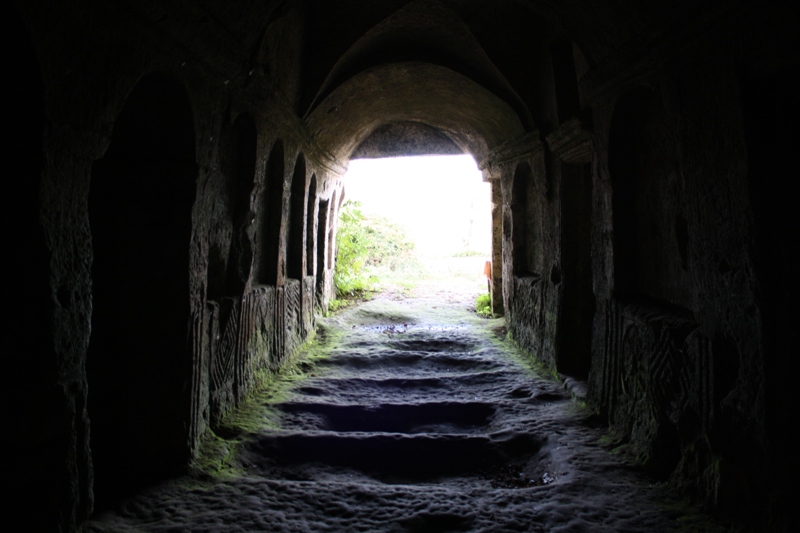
[84,292,709,532]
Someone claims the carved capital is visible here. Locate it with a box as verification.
[546,118,593,164]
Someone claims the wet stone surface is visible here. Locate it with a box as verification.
[84,294,711,532]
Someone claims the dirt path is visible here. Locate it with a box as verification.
[85,293,711,532]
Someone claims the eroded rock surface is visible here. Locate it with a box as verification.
[84,295,713,532]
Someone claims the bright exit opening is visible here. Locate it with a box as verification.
[340,154,492,303]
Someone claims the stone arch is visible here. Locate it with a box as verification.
[609,86,690,307]
[208,112,257,300]
[306,174,318,277]
[305,62,525,163]
[257,139,285,285]
[306,1,533,129]
[287,154,307,280]
[87,72,197,510]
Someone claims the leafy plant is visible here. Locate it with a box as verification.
[475,293,493,318]
[452,250,486,257]
[327,298,351,313]
[334,200,416,298]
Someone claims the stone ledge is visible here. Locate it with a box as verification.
[546,118,593,164]
[478,131,543,180]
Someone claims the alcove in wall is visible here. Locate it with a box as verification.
[87,72,197,510]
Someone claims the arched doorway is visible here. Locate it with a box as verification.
[87,72,197,510]
[306,174,318,277]
[287,154,307,280]
[608,86,691,309]
[208,112,258,300]
[5,9,67,529]
[257,140,285,286]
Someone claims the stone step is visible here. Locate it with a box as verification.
[316,350,505,376]
[243,431,543,484]
[291,372,520,402]
[275,401,496,433]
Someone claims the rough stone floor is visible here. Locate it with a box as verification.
[84,292,715,532]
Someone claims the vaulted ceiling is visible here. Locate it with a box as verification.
[189,0,686,161]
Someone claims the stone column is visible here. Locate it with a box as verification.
[490,180,504,315]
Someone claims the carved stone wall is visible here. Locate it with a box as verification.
[9,0,796,530]
[586,39,770,517]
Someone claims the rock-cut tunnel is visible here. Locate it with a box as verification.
[5,1,799,531]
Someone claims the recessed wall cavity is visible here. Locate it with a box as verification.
[257,140,285,286]
[556,161,594,378]
[87,73,196,510]
[327,191,338,270]
[609,87,691,309]
[512,162,538,277]
[287,154,307,280]
[306,175,317,276]
[208,113,257,300]
[316,198,329,297]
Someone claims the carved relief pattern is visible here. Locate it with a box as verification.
[285,279,302,360]
[596,299,710,470]
[208,300,239,425]
[189,308,207,450]
[236,287,275,401]
[302,276,316,338]
[272,287,286,371]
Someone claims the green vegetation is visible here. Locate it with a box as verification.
[327,298,353,313]
[334,200,417,298]
[452,249,487,257]
[475,293,493,318]
[192,327,338,479]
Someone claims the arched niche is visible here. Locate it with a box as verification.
[609,86,690,308]
[556,159,595,378]
[316,197,330,298]
[208,112,257,300]
[306,174,318,277]
[512,162,537,277]
[257,140,285,285]
[327,190,339,270]
[287,154,307,280]
[87,72,197,511]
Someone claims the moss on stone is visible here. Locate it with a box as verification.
[192,327,340,479]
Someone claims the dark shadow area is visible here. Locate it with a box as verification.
[87,73,196,511]
[306,174,317,276]
[609,88,650,300]
[247,432,541,483]
[287,154,306,280]
[4,10,65,530]
[315,198,330,302]
[208,113,257,300]
[550,38,581,123]
[609,87,692,311]
[512,162,537,277]
[278,401,495,433]
[257,140,285,285]
[557,161,594,378]
[740,65,800,525]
